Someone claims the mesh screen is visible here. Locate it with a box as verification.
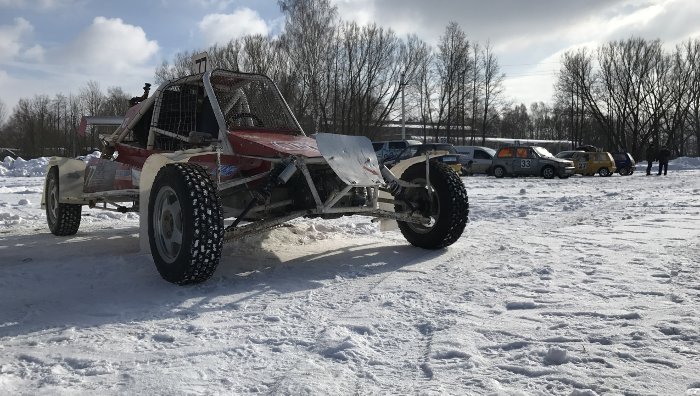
[156,83,202,136]
[211,72,301,134]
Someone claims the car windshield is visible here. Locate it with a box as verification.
[483,147,496,156]
[556,151,577,159]
[533,147,554,158]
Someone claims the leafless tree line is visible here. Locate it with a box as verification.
[156,0,505,144]
[5,1,697,160]
[554,37,700,158]
[0,0,505,157]
[0,82,130,157]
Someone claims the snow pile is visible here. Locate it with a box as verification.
[0,152,101,178]
[637,156,700,171]
[670,156,700,170]
[1,156,49,177]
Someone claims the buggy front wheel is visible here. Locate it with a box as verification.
[148,163,224,285]
[395,162,469,249]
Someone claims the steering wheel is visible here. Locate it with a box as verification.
[231,112,265,127]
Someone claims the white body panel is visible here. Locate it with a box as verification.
[41,157,87,208]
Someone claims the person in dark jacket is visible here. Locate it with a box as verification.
[657,145,671,176]
[646,144,656,175]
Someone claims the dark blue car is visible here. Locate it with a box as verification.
[612,152,636,175]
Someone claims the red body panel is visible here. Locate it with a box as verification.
[90,130,317,193]
[228,131,321,158]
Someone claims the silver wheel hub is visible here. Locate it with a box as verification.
[153,186,183,264]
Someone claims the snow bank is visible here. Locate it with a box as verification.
[670,156,700,170]
[0,152,101,177]
[1,156,49,177]
[637,156,700,171]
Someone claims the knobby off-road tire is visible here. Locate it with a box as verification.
[45,167,82,236]
[148,163,224,285]
[396,162,469,249]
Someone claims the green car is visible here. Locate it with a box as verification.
[492,145,575,179]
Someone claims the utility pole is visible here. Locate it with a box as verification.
[401,72,406,140]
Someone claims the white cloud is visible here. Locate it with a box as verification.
[0,0,77,10]
[190,0,233,11]
[0,17,160,111]
[198,8,270,46]
[0,18,33,62]
[62,17,159,73]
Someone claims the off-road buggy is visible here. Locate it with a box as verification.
[42,66,469,285]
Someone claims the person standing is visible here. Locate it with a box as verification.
[657,145,671,176]
[646,143,656,175]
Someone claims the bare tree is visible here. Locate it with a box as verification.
[0,99,6,127]
[479,41,504,145]
[279,0,338,133]
[469,42,482,144]
[102,87,130,117]
[434,22,470,143]
[79,81,104,150]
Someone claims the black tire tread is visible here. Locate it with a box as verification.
[46,167,82,236]
[148,163,224,285]
[542,165,555,179]
[493,166,506,178]
[396,162,469,249]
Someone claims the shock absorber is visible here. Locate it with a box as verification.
[227,159,298,229]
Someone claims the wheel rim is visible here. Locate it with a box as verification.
[153,186,183,264]
[600,168,610,176]
[543,167,554,178]
[494,167,503,177]
[47,177,58,223]
[405,177,440,234]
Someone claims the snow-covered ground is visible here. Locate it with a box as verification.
[1,156,699,395]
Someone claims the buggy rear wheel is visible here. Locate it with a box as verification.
[148,163,223,285]
[45,167,82,236]
[395,162,469,249]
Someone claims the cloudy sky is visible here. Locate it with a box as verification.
[1,0,699,114]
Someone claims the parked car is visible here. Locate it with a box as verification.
[575,145,598,152]
[454,146,495,175]
[612,152,636,176]
[384,143,462,174]
[555,150,584,160]
[571,151,616,177]
[492,145,575,179]
[372,139,421,162]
